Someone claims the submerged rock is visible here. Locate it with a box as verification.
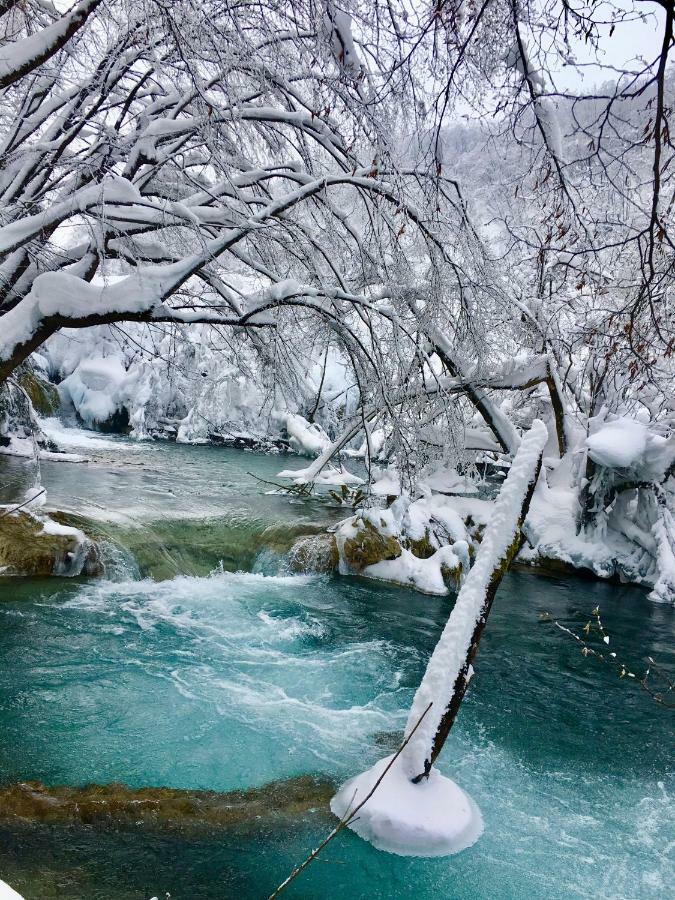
[372,729,404,751]
[208,431,291,452]
[0,509,102,577]
[0,775,335,834]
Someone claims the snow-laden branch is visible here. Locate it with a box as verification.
[0,269,273,380]
[418,320,522,454]
[0,176,144,256]
[0,0,102,90]
[279,360,550,483]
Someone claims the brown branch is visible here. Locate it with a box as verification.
[541,608,675,708]
[0,488,46,519]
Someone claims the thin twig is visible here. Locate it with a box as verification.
[540,608,674,708]
[247,471,313,496]
[267,701,433,899]
[0,488,46,520]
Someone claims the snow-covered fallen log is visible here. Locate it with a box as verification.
[331,419,547,856]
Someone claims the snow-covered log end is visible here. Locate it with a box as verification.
[0,879,24,900]
[330,755,483,857]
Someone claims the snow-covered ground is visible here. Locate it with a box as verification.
[41,323,354,446]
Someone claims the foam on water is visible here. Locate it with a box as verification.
[25,570,412,786]
[39,417,122,451]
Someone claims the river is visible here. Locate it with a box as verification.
[0,430,673,899]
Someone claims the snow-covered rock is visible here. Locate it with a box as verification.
[586,417,648,469]
[586,416,675,480]
[0,505,101,577]
[364,544,466,595]
[333,494,475,593]
[278,462,363,486]
[283,414,331,456]
[59,355,129,428]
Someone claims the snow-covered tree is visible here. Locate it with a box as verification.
[1,0,674,600]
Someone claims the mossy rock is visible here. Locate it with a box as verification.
[49,510,108,541]
[260,521,329,556]
[287,532,339,574]
[16,370,60,416]
[0,510,101,577]
[342,519,402,572]
[440,560,462,590]
[404,528,436,560]
[0,774,336,834]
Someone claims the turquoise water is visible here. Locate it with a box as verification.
[0,440,673,899]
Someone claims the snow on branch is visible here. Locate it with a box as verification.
[324,1,364,81]
[509,19,564,163]
[0,0,102,90]
[0,269,273,379]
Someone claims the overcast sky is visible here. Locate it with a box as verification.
[550,0,665,91]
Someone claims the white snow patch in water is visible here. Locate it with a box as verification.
[0,434,86,462]
[331,754,483,856]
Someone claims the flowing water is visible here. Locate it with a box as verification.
[0,433,673,899]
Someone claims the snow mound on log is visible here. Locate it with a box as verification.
[330,754,483,857]
[586,417,648,469]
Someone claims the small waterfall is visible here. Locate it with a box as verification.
[52,536,102,577]
[285,532,339,575]
[96,539,141,581]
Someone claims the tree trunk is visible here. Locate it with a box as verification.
[399,420,548,783]
[424,456,542,772]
